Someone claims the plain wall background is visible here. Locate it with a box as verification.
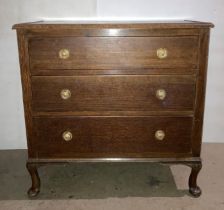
[0,0,223,149]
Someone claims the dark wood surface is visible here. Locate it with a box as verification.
[32,75,196,112]
[29,36,199,70]
[16,30,34,158]
[14,21,213,197]
[31,68,197,76]
[191,28,211,156]
[32,116,193,158]
[12,20,214,30]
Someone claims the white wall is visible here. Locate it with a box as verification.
[0,0,97,149]
[0,0,223,149]
[96,0,224,143]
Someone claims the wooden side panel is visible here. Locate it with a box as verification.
[16,30,34,157]
[191,29,211,156]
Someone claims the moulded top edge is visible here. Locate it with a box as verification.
[12,20,214,30]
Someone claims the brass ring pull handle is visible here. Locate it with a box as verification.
[60,89,71,100]
[62,131,73,141]
[157,48,168,59]
[156,89,166,100]
[59,48,70,59]
[155,130,165,141]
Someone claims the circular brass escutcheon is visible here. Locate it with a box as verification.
[155,130,165,141]
[157,48,168,59]
[59,48,70,59]
[60,89,71,100]
[156,89,166,100]
[62,131,73,141]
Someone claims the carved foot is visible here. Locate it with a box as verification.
[189,186,201,197]
[26,162,40,197]
[28,186,40,197]
[188,162,202,197]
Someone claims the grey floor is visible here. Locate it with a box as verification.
[0,150,186,199]
[0,143,223,210]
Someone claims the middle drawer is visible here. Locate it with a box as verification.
[32,75,196,112]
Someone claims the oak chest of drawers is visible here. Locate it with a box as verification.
[13,20,213,197]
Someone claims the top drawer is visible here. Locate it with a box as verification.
[29,36,199,72]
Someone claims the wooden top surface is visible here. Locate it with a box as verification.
[12,20,214,30]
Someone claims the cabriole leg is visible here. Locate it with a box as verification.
[188,162,202,197]
[26,162,40,197]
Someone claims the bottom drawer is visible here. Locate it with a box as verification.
[32,116,193,158]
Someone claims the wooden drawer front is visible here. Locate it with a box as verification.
[32,116,193,158]
[29,36,199,72]
[32,75,196,112]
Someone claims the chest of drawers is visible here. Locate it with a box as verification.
[13,21,213,197]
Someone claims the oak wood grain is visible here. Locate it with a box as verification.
[191,29,211,156]
[29,36,199,70]
[12,20,214,30]
[13,21,213,197]
[32,110,194,117]
[31,75,196,112]
[32,116,193,158]
[31,68,198,76]
[16,30,34,157]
